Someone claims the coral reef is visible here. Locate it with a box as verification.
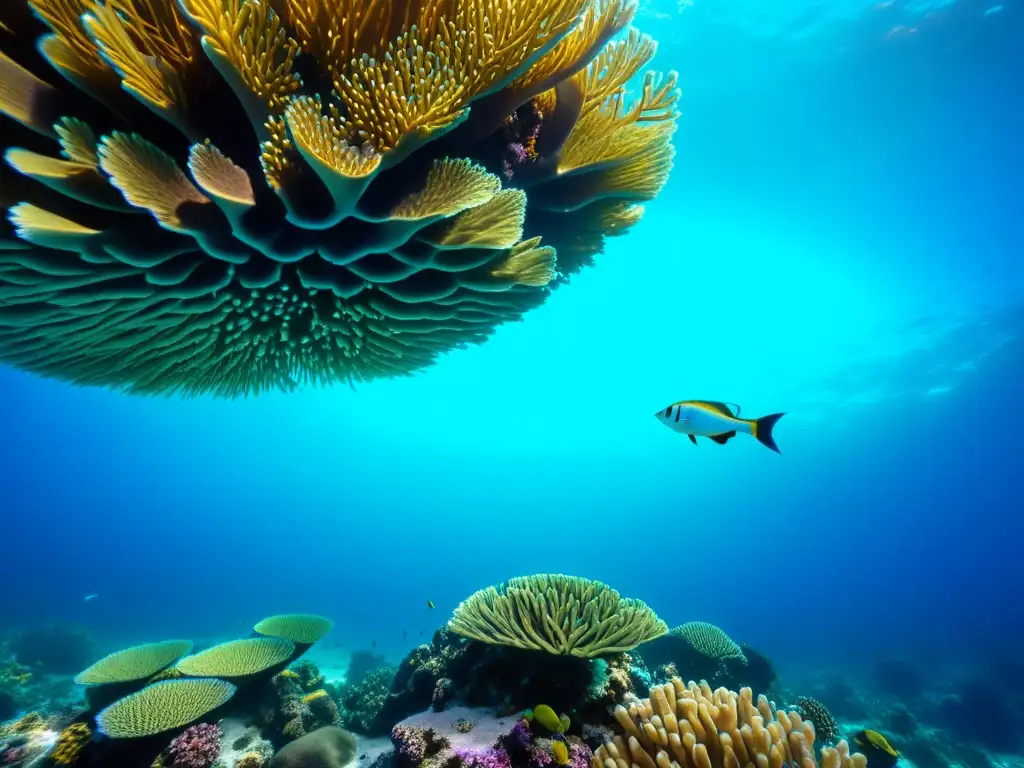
[344,652,388,687]
[596,677,868,768]
[448,575,667,658]
[336,666,396,736]
[166,723,222,768]
[0,0,677,397]
[208,719,274,768]
[287,663,324,694]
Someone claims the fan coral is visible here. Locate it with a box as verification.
[0,0,678,397]
[51,722,91,765]
[798,697,840,746]
[167,722,222,768]
[449,574,668,657]
[595,677,868,768]
[96,679,236,738]
[74,640,194,685]
[176,638,295,679]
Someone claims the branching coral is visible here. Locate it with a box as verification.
[594,678,867,768]
[0,0,678,397]
[167,722,222,768]
[448,574,668,658]
[51,722,91,765]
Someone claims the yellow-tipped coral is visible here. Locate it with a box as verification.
[52,722,91,765]
[448,574,668,657]
[0,0,678,397]
[593,677,868,768]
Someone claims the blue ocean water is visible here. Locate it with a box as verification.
[1,0,1022,756]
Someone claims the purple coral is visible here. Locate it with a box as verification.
[455,746,512,768]
[567,742,593,768]
[391,724,429,763]
[167,723,222,768]
[507,719,531,750]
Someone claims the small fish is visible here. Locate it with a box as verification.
[427,600,435,609]
[852,730,899,768]
[83,594,98,602]
[403,629,408,640]
[851,729,901,765]
[655,400,785,453]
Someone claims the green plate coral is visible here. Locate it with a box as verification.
[253,614,334,645]
[448,573,667,657]
[74,640,194,685]
[96,678,236,738]
[670,622,747,664]
[176,638,295,678]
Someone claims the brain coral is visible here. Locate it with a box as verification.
[254,614,334,645]
[268,726,357,768]
[176,638,295,678]
[448,574,668,657]
[0,0,678,397]
[96,678,236,738]
[74,639,194,685]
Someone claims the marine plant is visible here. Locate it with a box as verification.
[0,0,678,397]
[448,574,668,658]
[594,677,868,768]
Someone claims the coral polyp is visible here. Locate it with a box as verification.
[0,0,678,396]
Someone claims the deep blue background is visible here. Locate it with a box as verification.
[1,0,1022,683]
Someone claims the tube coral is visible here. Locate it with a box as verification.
[0,0,678,396]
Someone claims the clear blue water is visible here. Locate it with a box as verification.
[1,0,1022,709]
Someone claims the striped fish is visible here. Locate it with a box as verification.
[655,400,785,453]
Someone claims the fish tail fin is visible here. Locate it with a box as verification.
[751,413,784,453]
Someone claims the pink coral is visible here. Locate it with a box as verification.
[391,724,431,763]
[455,747,512,768]
[167,723,222,768]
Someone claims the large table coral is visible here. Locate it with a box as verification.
[0,0,678,396]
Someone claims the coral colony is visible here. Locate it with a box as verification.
[0,0,677,397]
[0,576,882,768]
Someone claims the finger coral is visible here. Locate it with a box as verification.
[0,0,678,397]
[594,678,868,768]
[448,574,668,658]
[96,679,236,738]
